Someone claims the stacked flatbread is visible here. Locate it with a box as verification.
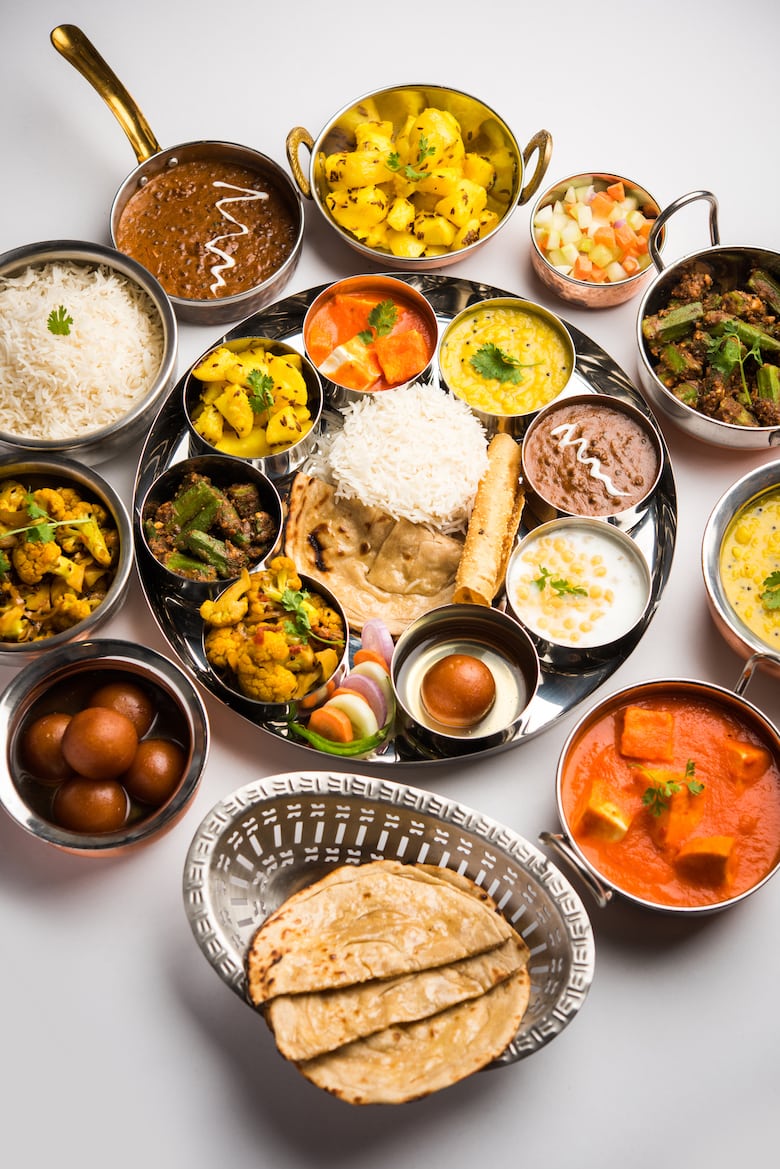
[246,859,531,1104]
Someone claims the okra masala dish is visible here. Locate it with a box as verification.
[642,262,780,427]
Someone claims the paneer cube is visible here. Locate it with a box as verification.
[650,780,704,850]
[574,781,633,842]
[674,836,735,886]
[724,739,771,783]
[619,706,675,762]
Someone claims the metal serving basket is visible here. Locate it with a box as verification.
[182,771,595,1066]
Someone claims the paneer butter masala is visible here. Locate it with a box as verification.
[561,694,780,908]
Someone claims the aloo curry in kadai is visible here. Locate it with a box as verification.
[561,694,780,908]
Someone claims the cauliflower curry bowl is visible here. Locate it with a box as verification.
[198,555,350,718]
[183,336,323,482]
[0,455,133,664]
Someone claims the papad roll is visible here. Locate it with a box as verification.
[453,432,524,607]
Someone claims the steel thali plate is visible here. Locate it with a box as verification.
[133,274,677,766]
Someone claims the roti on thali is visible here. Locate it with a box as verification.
[245,859,532,1104]
[284,471,465,636]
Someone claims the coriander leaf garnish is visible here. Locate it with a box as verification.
[470,342,538,386]
[47,305,73,336]
[280,586,313,640]
[707,323,762,405]
[760,570,780,611]
[358,300,398,345]
[533,564,587,597]
[246,369,275,413]
[385,135,437,182]
[636,759,703,817]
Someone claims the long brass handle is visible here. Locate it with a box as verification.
[51,23,161,164]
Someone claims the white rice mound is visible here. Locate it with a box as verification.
[311,381,489,534]
[0,261,165,440]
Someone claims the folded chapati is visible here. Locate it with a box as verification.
[246,859,514,1004]
[265,934,529,1062]
[283,473,463,636]
[297,967,531,1105]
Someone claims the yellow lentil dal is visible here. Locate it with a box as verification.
[719,487,780,652]
[439,301,573,416]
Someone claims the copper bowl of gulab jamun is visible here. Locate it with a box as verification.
[0,638,209,856]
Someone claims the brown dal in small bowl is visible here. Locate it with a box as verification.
[521,393,662,520]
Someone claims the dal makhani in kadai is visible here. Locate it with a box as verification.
[561,695,780,908]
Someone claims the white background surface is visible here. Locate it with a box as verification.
[2,1,779,1166]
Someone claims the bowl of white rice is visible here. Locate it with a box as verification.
[0,240,177,466]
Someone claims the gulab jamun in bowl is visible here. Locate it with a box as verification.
[0,638,209,856]
[391,603,540,757]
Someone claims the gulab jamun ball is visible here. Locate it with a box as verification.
[61,707,139,781]
[52,777,129,833]
[21,712,74,785]
[420,653,497,728]
[89,681,155,737]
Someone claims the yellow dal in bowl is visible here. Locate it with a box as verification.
[439,301,573,417]
[719,486,780,653]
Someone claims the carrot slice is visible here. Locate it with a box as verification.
[606,180,625,201]
[307,704,354,743]
[353,647,391,672]
[590,191,615,219]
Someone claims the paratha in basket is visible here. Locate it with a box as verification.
[297,967,531,1105]
[246,859,514,1004]
[245,860,532,1104]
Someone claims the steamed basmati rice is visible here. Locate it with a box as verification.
[309,381,489,534]
[0,261,165,440]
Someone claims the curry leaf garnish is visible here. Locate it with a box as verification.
[638,759,703,817]
[358,300,398,345]
[533,564,587,597]
[470,342,539,386]
[246,369,275,413]
[47,305,73,335]
[760,570,780,611]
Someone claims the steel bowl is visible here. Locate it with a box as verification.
[286,83,552,270]
[302,273,439,409]
[636,190,780,450]
[702,458,780,677]
[0,638,209,857]
[183,336,323,480]
[529,171,663,308]
[438,296,575,439]
[200,569,350,721]
[136,453,284,606]
[52,25,304,326]
[182,770,595,1067]
[520,392,664,530]
[505,517,653,671]
[391,603,540,757]
[0,455,133,664]
[542,666,780,915]
[0,239,177,465]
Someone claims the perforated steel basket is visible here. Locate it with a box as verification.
[182,771,595,1065]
